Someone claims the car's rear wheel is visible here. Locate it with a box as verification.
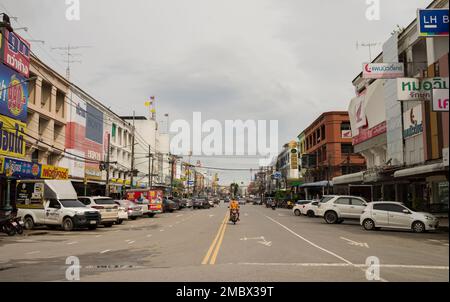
[116,219,123,225]
[23,216,35,230]
[412,221,425,233]
[294,209,301,216]
[130,216,137,220]
[363,219,375,230]
[147,213,155,218]
[307,210,315,217]
[324,211,338,224]
[88,225,97,230]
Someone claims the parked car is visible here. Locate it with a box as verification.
[292,200,314,216]
[115,203,128,224]
[301,201,320,217]
[360,201,439,233]
[115,200,143,220]
[238,198,246,205]
[17,180,101,231]
[253,198,262,205]
[316,195,368,224]
[125,189,163,217]
[78,196,119,227]
[162,198,179,213]
[193,198,210,209]
[183,198,193,208]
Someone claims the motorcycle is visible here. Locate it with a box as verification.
[0,216,17,236]
[271,202,276,210]
[10,216,24,235]
[230,209,239,224]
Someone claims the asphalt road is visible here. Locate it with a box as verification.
[0,202,448,282]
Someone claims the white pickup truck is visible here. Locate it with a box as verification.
[17,180,101,231]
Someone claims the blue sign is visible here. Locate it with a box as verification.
[2,157,41,179]
[0,64,29,122]
[187,180,194,185]
[86,103,104,144]
[273,172,282,180]
[418,9,449,36]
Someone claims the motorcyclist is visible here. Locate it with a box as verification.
[229,199,240,221]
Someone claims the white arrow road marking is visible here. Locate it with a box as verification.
[240,236,272,247]
[26,251,40,255]
[340,237,369,248]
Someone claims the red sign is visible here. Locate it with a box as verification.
[352,121,387,145]
[1,29,30,78]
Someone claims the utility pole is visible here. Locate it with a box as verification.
[149,152,154,190]
[169,154,175,197]
[105,133,111,197]
[130,111,136,189]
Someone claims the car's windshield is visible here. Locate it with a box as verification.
[320,196,335,203]
[94,198,116,205]
[60,199,86,208]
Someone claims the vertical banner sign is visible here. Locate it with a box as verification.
[403,105,423,139]
[0,64,29,122]
[0,115,26,158]
[0,28,31,78]
[418,9,449,37]
[432,89,449,112]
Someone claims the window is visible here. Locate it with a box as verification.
[48,199,60,209]
[321,125,326,140]
[341,122,351,131]
[386,204,408,213]
[341,143,353,155]
[335,198,351,205]
[78,198,90,205]
[373,203,391,211]
[351,198,366,206]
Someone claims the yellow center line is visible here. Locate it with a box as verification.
[201,213,229,265]
[209,213,229,265]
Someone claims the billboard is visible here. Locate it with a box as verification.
[362,63,404,79]
[403,105,423,139]
[0,29,31,78]
[40,164,69,180]
[397,77,449,101]
[0,115,26,158]
[348,79,387,145]
[65,89,104,180]
[0,157,40,179]
[0,63,28,122]
[418,9,449,37]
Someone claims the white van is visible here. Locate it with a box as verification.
[16,180,101,231]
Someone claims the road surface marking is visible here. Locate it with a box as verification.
[128,241,135,244]
[265,215,388,282]
[209,215,215,218]
[176,214,183,217]
[66,241,78,245]
[146,234,152,238]
[202,214,229,265]
[239,263,449,270]
[340,237,369,248]
[240,236,272,247]
[244,213,248,217]
[210,213,229,264]
[160,229,164,232]
[169,225,173,228]
[100,249,111,254]
[95,235,102,238]
[26,251,40,255]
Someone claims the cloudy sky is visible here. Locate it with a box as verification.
[1,0,431,185]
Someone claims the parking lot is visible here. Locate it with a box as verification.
[0,202,448,282]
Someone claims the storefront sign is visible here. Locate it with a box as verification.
[0,29,30,77]
[397,77,449,101]
[432,88,449,112]
[0,64,28,122]
[0,157,41,178]
[40,165,69,180]
[403,105,423,139]
[85,167,102,181]
[0,115,26,158]
[362,63,404,79]
[352,121,386,145]
[418,9,449,37]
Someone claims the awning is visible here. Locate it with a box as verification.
[300,180,333,188]
[332,172,364,185]
[394,162,447,178]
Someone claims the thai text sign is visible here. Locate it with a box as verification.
[397,77,449,101]
[363,63,404,79]
[41,165,69,180]
[432,88,449,112]
[0,115,26,158]
[403,105,423,139]
[0,63,28,122]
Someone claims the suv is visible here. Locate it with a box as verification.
[360,201,439,233]
[316,195,367,224]
[78,196,119,227]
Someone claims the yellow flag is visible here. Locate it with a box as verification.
[144,101,151,107]
[150,108,156,113]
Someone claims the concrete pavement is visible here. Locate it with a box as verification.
[0,202,448,282]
